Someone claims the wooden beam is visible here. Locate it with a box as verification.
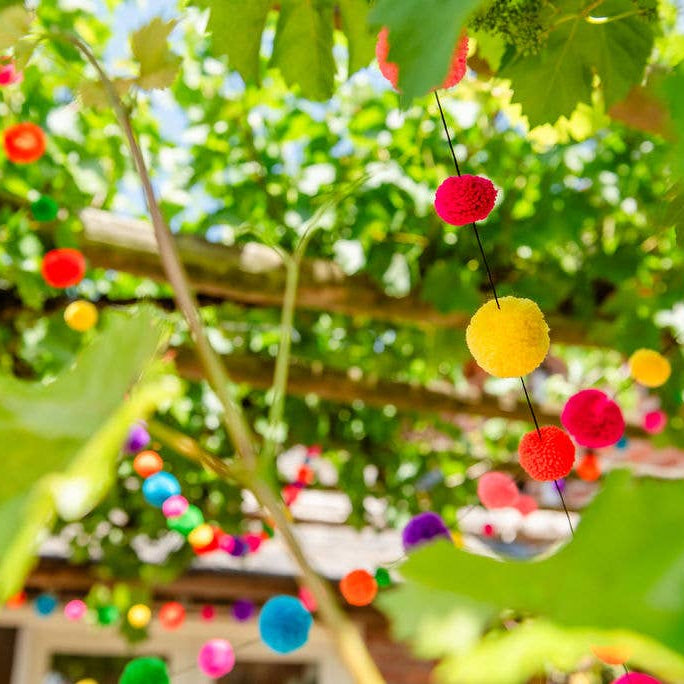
[79,209,592,345]
[173,349,646,437]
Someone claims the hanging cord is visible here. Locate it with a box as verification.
[434,90,574,536]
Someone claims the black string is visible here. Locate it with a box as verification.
[554,479,575,537]
[520,378,541,438]
[435,89,575,538]
[434,90,500,309]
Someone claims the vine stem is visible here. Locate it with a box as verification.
[57,30,385,684]
[150,422,386,684]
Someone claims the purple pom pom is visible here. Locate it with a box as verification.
[229,536,248,557]
[126,422,150,453]
[402,512,451,552]
[232,599,255,622]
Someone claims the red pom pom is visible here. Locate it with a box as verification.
[477,471,519,509]
[41,248,86,288]
[376,28,468,91]
[3,122,46,164]
[282,484,301,506]
[561,389,625,448]
[482,523,495,538]
[643,409,667,434]
[514,494,538,515]
[434,174,497,226]
[518,426,575,481]
[576,452,601,482]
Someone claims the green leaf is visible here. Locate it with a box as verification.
[130,17,182,91]
[205,0,272,83]
[338,0,376,75]
[0,4,31,51]
[0,307,180,601]
[270,0,336,101]
[77,77,135,110]
[12,36,38,71]
[661,64,684,181]
[501,0,653,127]
[368,0,482,99]
[398,472,684,658]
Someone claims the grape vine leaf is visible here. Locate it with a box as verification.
[368,0,483,100]
[130,17,182,91]
[270,0,336,101]
[379,470,684,679]
[0,4,30,51]
[500,0,653,127]
[0,307,180,602]
[338,0,376,75]
[204,0,273,84]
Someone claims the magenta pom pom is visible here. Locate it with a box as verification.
[561,389,625,448]
[477,472,519,509]
[611,674,661,684]
[162,495,188,518]
[643,410,667,434]
[198,639,235,678]
[434,174,497,226]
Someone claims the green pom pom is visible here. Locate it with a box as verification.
[30,195,59,222]
[167,504,204,536]
[120,657,169,684]
[374,567,391,587]
[97,604,120,625]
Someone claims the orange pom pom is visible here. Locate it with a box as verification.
[591,644,631,665]
[159,601,185,630]
[133,450,163,478]
[4,122,46,163]
[339,569,377,607]
[576,452,601,482]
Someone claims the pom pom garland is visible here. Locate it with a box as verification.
[434,174,498,226]
[259,595,313,654]
[643,410,667,434]
[34,593,57,616]
[127,604,151,629]
[561,389,625,448]
[339,569,378,606]
[232,599,255,622]
[158,601,185,631]
[611,675,661,684]
[518,426,575,481]
[628,349,671,388]
[376,28,468,91]
[167,504,204,536]
[64,300,98,332]
[466,297,550,378]
[64,599,87,621]
[477,471,519,509]
[3,122,46,163]
[198,639,235,678]
[31,195,59,221]
[125,423,150,453]
[514,494,538,515]
[133,450,163,478]
[162,494,188,518]
[41,248,86,288]
[142,472,181,508]
[402,511,451,551]
[119,657,170,684]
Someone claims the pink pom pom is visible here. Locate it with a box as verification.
[561,389,625,448]
[477,472,519,509]
[198,639,235,678]
[245,533,263,552]
[0,60,22,86]
[514,494,538,515]
[434,175,497,226]
[64,599,87,621]
[298,587,317,612]
[162,495,188,518]
[218,533,236,554]
[611,675,661,684]
[482,523,495,537]
[643,410,667,434]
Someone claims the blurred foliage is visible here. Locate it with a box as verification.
[379,471,684,682]
[0,0,682,663]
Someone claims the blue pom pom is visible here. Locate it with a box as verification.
[259,595,312,654]
[142,472,181,507]
[34,593,58,616]
[616,436,629,450]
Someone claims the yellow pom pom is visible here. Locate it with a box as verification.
[466,297,549,378]
[127,603,151,629]
[76,679,99,684]
[628,349,671,388]
[64,300,98,332]
[188,523,214,549]
[451,531,464,548]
